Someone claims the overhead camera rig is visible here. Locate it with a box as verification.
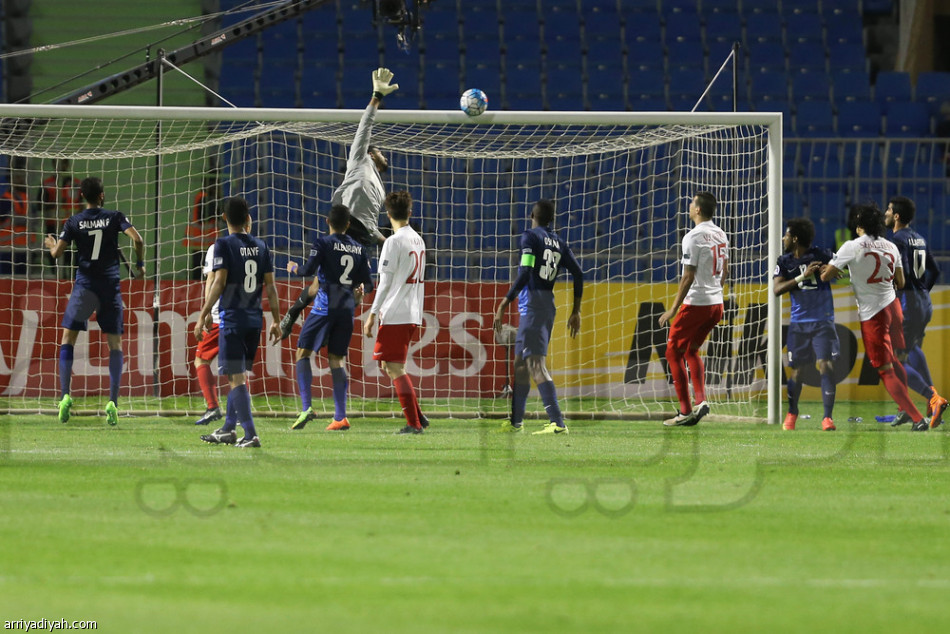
[368,0,436,53]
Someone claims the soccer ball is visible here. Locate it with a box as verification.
[460,88,488,116]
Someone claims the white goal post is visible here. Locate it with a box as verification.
[0,105,782,424]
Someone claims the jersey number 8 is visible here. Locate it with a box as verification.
[244,260,258,293]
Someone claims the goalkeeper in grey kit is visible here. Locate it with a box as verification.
[280,67,398,339]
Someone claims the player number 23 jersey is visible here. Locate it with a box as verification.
[830,234,901,321]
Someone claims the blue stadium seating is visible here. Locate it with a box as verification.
[665,13,703,44]
[885,102,932,137]
[788,44,827,73]
[667,39,706,72]
[704,13,743,48]
[793,73,832,102]
[785,13,824,45]
[837,101,883,136]
[874,71,912,108]
[746,42,786,72]
[744,12,784,44]
[583,5,622,39]
[833,71,871,103]
[750,72,788,103]
[461,5,499,40]
[827,42,867,72]
[795,101,834,136]
[916,72,950,113]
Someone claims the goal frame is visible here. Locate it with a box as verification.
[0,105,783,424]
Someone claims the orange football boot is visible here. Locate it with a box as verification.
[783,413,797,431]
[821,417,836,431]
[326,418,351,431]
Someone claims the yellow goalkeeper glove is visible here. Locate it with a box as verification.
[372,67,399,97]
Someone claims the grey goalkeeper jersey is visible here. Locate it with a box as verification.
[330,103,386,242]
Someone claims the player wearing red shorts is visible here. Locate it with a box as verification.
[821,204,929,431]
[194,240,224,425]
[362,191,429,434]
[659,192,728,427]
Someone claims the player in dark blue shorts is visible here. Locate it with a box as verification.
[44,176,145,426]
[493,199,583,435]
[773,218,839,431]
[885,196,947,428]
[285,205,373,431]
[194,197,281,448]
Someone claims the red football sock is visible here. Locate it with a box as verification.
[393,374,421,428]
[666,346,692,414]
[879,368,922,420]
[684,347,707,404]
[196,363,218,409]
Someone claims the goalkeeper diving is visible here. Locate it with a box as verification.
[280,67,397,339]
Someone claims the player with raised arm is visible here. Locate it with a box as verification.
[820,204,929,432]
[773,218,839,431]
[44,177,145,426]
[287,205,373,431]
[885,196,947,428]
[493,199,583,435]
[658,192,728,427]
[279,67,397,340]
[194,197,282,448]
[362,191,429,434]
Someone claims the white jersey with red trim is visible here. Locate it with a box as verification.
[681,220,729,306]
[370,225,426,325]
[203,244,221,326]
[830,234,902,321]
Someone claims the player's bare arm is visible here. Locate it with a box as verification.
[659,266,696,326]
[819,264,842,283]
[263,271,282,343]
[124,225,146,279]
[194,269,227,340]
[45,234,66,258]
[363,312,377,338]
[894,266,905,290]
[493,297,511,334]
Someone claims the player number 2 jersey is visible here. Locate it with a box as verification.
[370,225,425,325]
[830,234,901,321]
[681,220,728,306]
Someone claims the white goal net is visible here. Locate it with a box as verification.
[0,106,781,422]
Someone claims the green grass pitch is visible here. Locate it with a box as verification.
[1,401,948,633]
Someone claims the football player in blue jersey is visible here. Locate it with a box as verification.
[194,197,281,448]
[44,177,145,426]
[885,196,947,428]
[493,199,583,435]
[773,218,839,431]
[286,205,374,431]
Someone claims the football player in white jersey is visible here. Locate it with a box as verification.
[658,192,728,427]
[193,240,224,426]
[363,191,429,434]
[821,204,928,431]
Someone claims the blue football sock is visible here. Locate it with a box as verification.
[222,392,238,433]
[331,367,347,420]
[295,359,312,411]
[820,371,836,419]
[511,379,529,426]
[537,380,564,426]
[903,360,932,400]
[232,384,256,438]
[907,347,934,390]
[58,344,74,397]
[786,376,801,415]
[108,350,123,404]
